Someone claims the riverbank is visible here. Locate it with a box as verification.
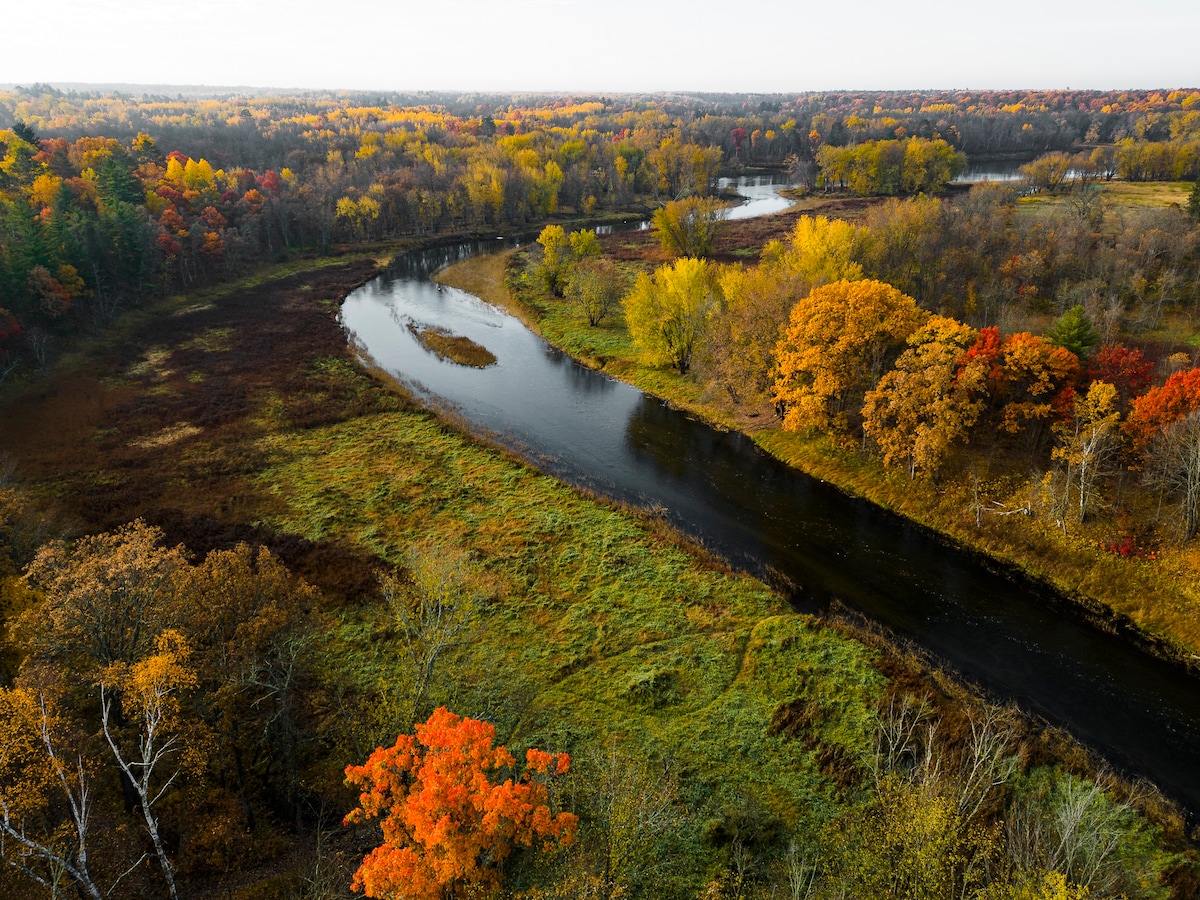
[433,241,1200,675]
[3,243,1193,895]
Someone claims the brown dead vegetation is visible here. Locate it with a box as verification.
[0,260,391,604]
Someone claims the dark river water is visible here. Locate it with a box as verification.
[341,181,1200,817]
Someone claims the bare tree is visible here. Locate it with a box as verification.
[950,707,1020,825]
[0,693,104,900]
[1145,411,1200,539]
[380,542,483,725]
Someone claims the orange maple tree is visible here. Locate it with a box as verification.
[1124,367,1200,453]
[343,707,577,899]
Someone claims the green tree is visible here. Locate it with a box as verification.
[623,257,719,374]
[379,542,483,725]
[652,197,724,259]
[1188,178,1200,222]
[1046,305,1100,360]
[566,257,626,327]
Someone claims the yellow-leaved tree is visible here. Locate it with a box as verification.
[623,257,720,375]
[651,197,725,259]
[777,214,866,286]
[862,315,985,478]
[704,263,796,405]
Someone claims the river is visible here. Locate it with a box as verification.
[340,179,1200,817]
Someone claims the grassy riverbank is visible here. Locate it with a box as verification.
[0,252,904,895]
[1,245,1192,898]
[431,214,1200,668]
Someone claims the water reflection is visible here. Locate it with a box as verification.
[717,174,797,219]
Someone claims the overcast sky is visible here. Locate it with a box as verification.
[4,0,1197,95]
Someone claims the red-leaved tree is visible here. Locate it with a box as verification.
[343,707,576,899]
[1125,367,1200,453]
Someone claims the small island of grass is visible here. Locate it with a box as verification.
[407,322,497,367]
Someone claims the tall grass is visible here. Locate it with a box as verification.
[254,396,885,894]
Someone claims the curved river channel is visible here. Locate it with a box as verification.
[341,179,1200,817]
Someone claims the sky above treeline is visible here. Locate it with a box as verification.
[5,0,1197,95]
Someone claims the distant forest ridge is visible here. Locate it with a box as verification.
[2,84,1198,155]
[2,84,1198,385]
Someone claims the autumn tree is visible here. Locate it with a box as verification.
[343,707,576,900]
[965,329,1080,450]
[862,195,947,306]
[762,214,865,287]
[1083,344,1153,408]
[1002,771,1171,898]
[623,257,720,374]
[533,225,602,297]
[379,542,483,725]
[862,315,985,477]
[0,684,105,899]
[816,138,964,196]
[652,196,724,259]
[565,257,627,327]
[1020,152,1075,193]
[773,279,928,435]
[1123,367,1200,454]
[1052,381,1123,525]
[823,775,984,900]
[20,520,188,671]
[99,630,196,900]
[702,261,804,405]
[1126,373,1200,538]
[822,698,1013,900]
[533,225,572,297]
[179,542,320,828]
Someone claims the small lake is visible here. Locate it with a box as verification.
[717,175,796,218]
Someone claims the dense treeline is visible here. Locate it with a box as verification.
[612,187,1200,541]
[4,85,1199,382]
[0,93,732,381]
[5,85,1199,161]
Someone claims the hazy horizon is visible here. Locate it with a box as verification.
[4,0,1197,97]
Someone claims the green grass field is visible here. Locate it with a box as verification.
[253,393,885,895]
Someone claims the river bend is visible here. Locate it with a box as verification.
[341,181,1200,816]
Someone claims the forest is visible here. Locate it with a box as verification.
[2,84,1200,899]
